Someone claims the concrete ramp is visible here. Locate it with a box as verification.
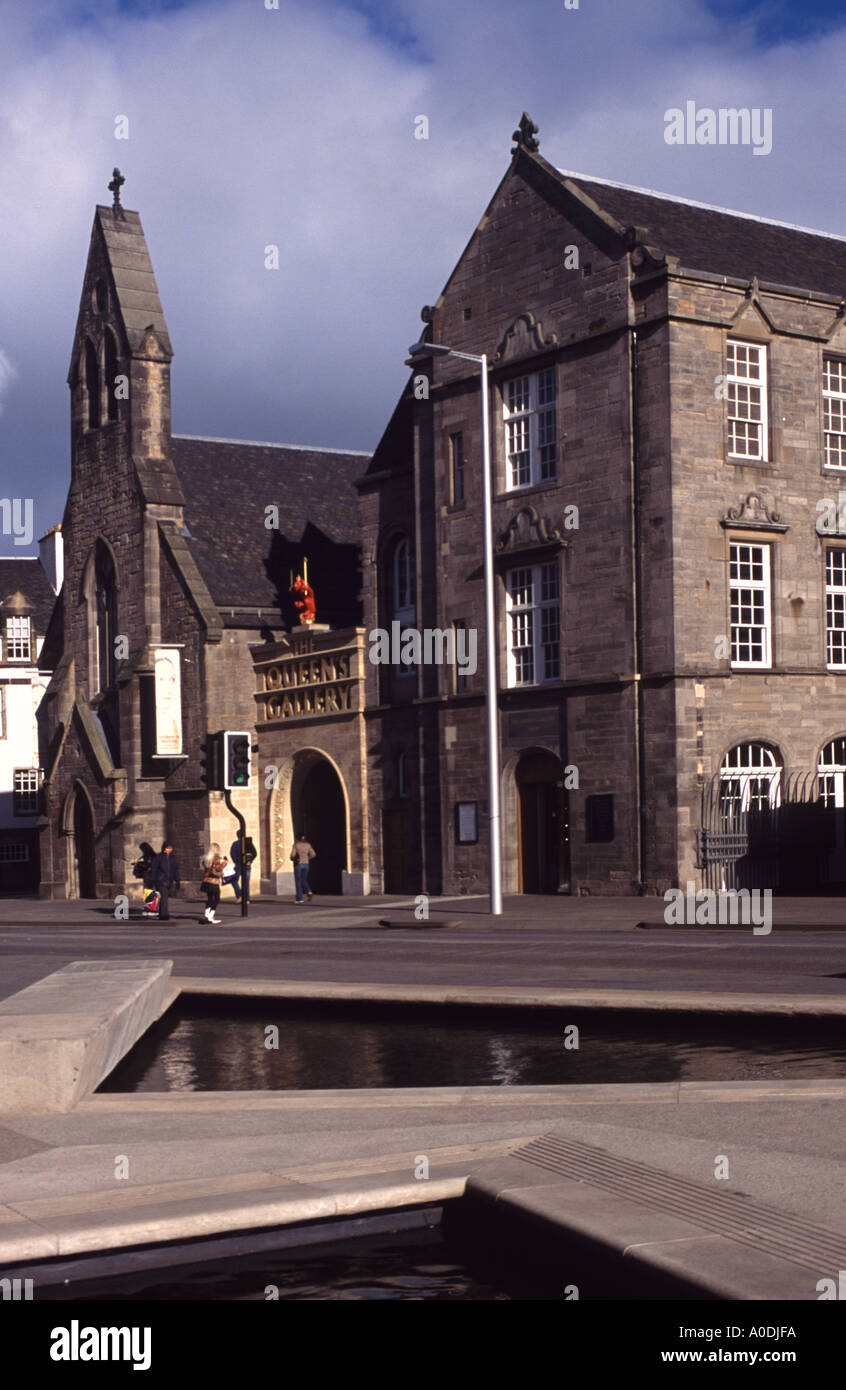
[0,961,175,1115]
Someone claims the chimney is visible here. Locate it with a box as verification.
[39,524,64,595]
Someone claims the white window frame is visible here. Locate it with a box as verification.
[503,368,557,490]
[823,356,846,470]
[719,743,781,823]
[505,562,561,687]
[13,768,40,816]
[5,616,32,662]
[726,340,767,462]
[819,739,846,808]
[0,686,4,739]
[825,547,846,669]
[729,541,771,669]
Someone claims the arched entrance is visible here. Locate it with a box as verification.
[64,782,96,898]
[298,759,345,893]
[515,749,570,894]
[269,749,349,895]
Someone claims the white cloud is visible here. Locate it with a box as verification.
[1,0,846,543]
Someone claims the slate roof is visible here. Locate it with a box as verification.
[559,169,846,298]
[0,559,57,635]
[94,206,172,354]
[170,435,368,626]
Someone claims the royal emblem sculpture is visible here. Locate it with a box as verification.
[289,558,316,626]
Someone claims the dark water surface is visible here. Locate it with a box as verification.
[99,997,846,1092]
[42,1225,516,1302]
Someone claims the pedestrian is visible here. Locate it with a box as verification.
[229,835,256,904]
[134,842,158,916]
[200,844,228,924]
[290,830,316,904]
[133,841,155,882]
[148,841,180,921]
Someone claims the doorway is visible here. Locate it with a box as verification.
[297,757,345,894]
[516,750,570,894]
[67,784,97,898]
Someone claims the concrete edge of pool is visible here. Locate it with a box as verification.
[176,976,846,1015]
[1,961,845,1301]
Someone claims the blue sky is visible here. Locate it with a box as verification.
[2,0,846,555]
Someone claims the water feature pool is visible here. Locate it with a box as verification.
[98,996,846,1092]
[34,1218,520,1301]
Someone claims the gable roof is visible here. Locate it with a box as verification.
[554,164,846,299]
[93,206,172,355]
[170,435,368,625]
[0,559,57,634]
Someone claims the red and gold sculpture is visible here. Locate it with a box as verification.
[289,558,316,626]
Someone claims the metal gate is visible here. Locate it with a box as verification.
[696,770,845,894]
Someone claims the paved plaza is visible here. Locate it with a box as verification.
[0,893,844,1300]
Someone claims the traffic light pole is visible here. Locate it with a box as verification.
[223,790,249,918]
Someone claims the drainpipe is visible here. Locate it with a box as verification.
[629,327,647,893]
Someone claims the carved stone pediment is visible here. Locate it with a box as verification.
[496,505,564,554]
[493,311,558,363]
[720,493,789,532]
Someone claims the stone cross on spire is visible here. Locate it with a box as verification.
[511,113,540,154]
[108,167,126,220]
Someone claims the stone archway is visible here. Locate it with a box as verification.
[63,782,97,899]
[503,748,570,895]
[267,748,350,896]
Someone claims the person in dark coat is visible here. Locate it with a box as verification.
[229,836,256,904]
[149,841,180,921]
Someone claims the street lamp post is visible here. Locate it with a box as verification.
[407,340,503,916]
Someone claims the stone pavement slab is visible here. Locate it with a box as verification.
[0,961,175,1114]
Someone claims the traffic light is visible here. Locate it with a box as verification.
[224,731,252,789]
[200,731,223,791]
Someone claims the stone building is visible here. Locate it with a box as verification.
[40,120,846,901]
[0,528,62,892]
[351,114,846,897]
[37,180,364,899]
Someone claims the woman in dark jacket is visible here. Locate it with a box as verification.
[149,841,180,921]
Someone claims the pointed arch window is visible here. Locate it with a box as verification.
[84,338,100,430]
[392,538,414,621]
[95,542,118,694]
[104,329,120,422]
[382,535,415,684]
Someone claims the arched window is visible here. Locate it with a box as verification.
[84,338,100,430]
[104,329,119,422]
[386,537,415,679]
[392,538,414,621]
[95,542,118,694]
[397,750,409,798]
[719,743,781,824]
[819,739,846,808]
